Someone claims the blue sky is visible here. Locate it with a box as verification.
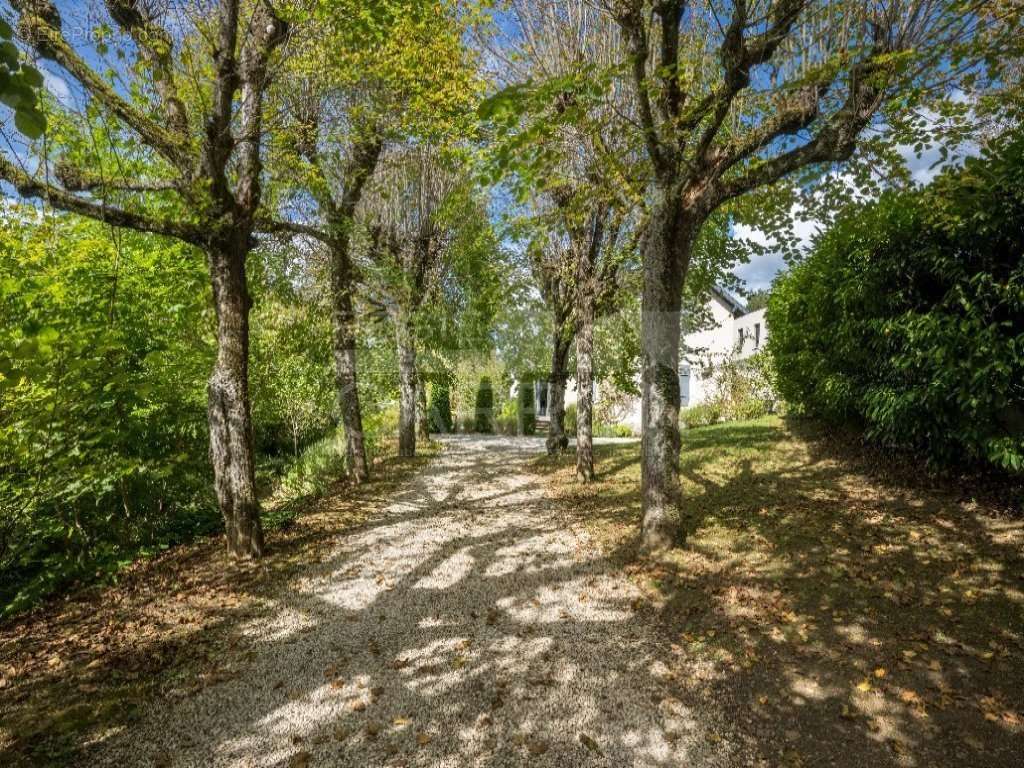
[732,136,978,293]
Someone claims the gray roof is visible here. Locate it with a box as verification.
[709,286,747,317]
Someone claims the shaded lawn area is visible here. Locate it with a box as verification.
[533,416,1024,768]
[0,444,439,768]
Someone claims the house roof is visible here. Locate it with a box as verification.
[710,286,748,317]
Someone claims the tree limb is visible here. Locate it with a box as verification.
[13,2,190,169]
[0,154,204,244]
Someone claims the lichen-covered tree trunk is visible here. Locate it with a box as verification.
[329,244,369,483]
[639,191,698,551]
[546,327,573,455]
[575,288,596,482]
[395,313,418,458]
[206,240,263,558]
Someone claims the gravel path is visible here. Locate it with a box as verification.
[92,435,738,768]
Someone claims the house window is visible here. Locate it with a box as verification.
[737,328,744,349]
[754,323,761,349]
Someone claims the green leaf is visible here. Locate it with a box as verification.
[14,106,46,140]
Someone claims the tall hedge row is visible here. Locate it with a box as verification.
[768,134,1024,473]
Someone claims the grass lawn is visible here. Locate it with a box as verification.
[534,415,1024,767]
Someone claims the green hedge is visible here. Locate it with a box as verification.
[517,380,536,435]
[768,133,1024,473]
[428,377,454,433]
[474,377,494,433]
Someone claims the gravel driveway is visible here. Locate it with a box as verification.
[91,434,739,767]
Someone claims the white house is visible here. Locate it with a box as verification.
[529,287,768,434]
[679,286,767,409]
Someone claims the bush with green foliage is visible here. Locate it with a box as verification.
[427,377,454,433]
[564,402,577,435]
[494,400,518,435]
[768,133,1024,473]
[517,380,536,435]
[0,214,214,615]
[681,403,722,429]
[707,350,777,422]
[474,377,494,433]
[279,430,348,500]
[0,213,389,617]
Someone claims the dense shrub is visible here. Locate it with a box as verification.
[0,213,387,617]
[474,377,494,433]
[0,215,215,615]
[708,350,778,421]
[564,402,577,434]
[517,380,536,435]
[495,399,518,435]
[428,377,454,433]
[681,403,722,428]
[279,430,347,499]
[594,422,635,438]
[769,133,1024,473]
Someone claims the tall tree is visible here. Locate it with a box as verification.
[481,1,640,462]
[526,230,576,454]
[603,0,1011,549]
[1,0,289,557]
[555,190,624,481]
[359,147,460,458]
[261,0,482,480]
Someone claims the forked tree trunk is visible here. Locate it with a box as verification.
[329,245,369,483]
[575,289,596,482]
[546,328,572,455]
[417,376,430,439]
[395,313,418,458]
[206,241,263,558]
[639,191,698,551]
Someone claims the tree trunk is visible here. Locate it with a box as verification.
[329,243,370,483]
[546,326,572,455]
[575,288,596,482]
[417,376,430,439]
[395,312,417,458]
[639,190,697,551]
[206,241,263,558]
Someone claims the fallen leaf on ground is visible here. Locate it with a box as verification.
[580,733,602,753]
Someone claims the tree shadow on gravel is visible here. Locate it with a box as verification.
[29,434,741,768]
[538,417,1024,768]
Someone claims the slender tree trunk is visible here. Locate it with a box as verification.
[329,243,369,483]
[206,241,263,558]
[417,376,430,439]
[575,287,596,482]
[639,190,698,551]
[546,326,572,455]
[395,312,417,458]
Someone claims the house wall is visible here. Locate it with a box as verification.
[734,308,768,359]
[682,294,738,407]
[516,294,768,436]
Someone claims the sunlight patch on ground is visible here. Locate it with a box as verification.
[239,604,315,643]
[414,547,475,590]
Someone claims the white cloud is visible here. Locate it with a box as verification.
[41,68,72,107]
